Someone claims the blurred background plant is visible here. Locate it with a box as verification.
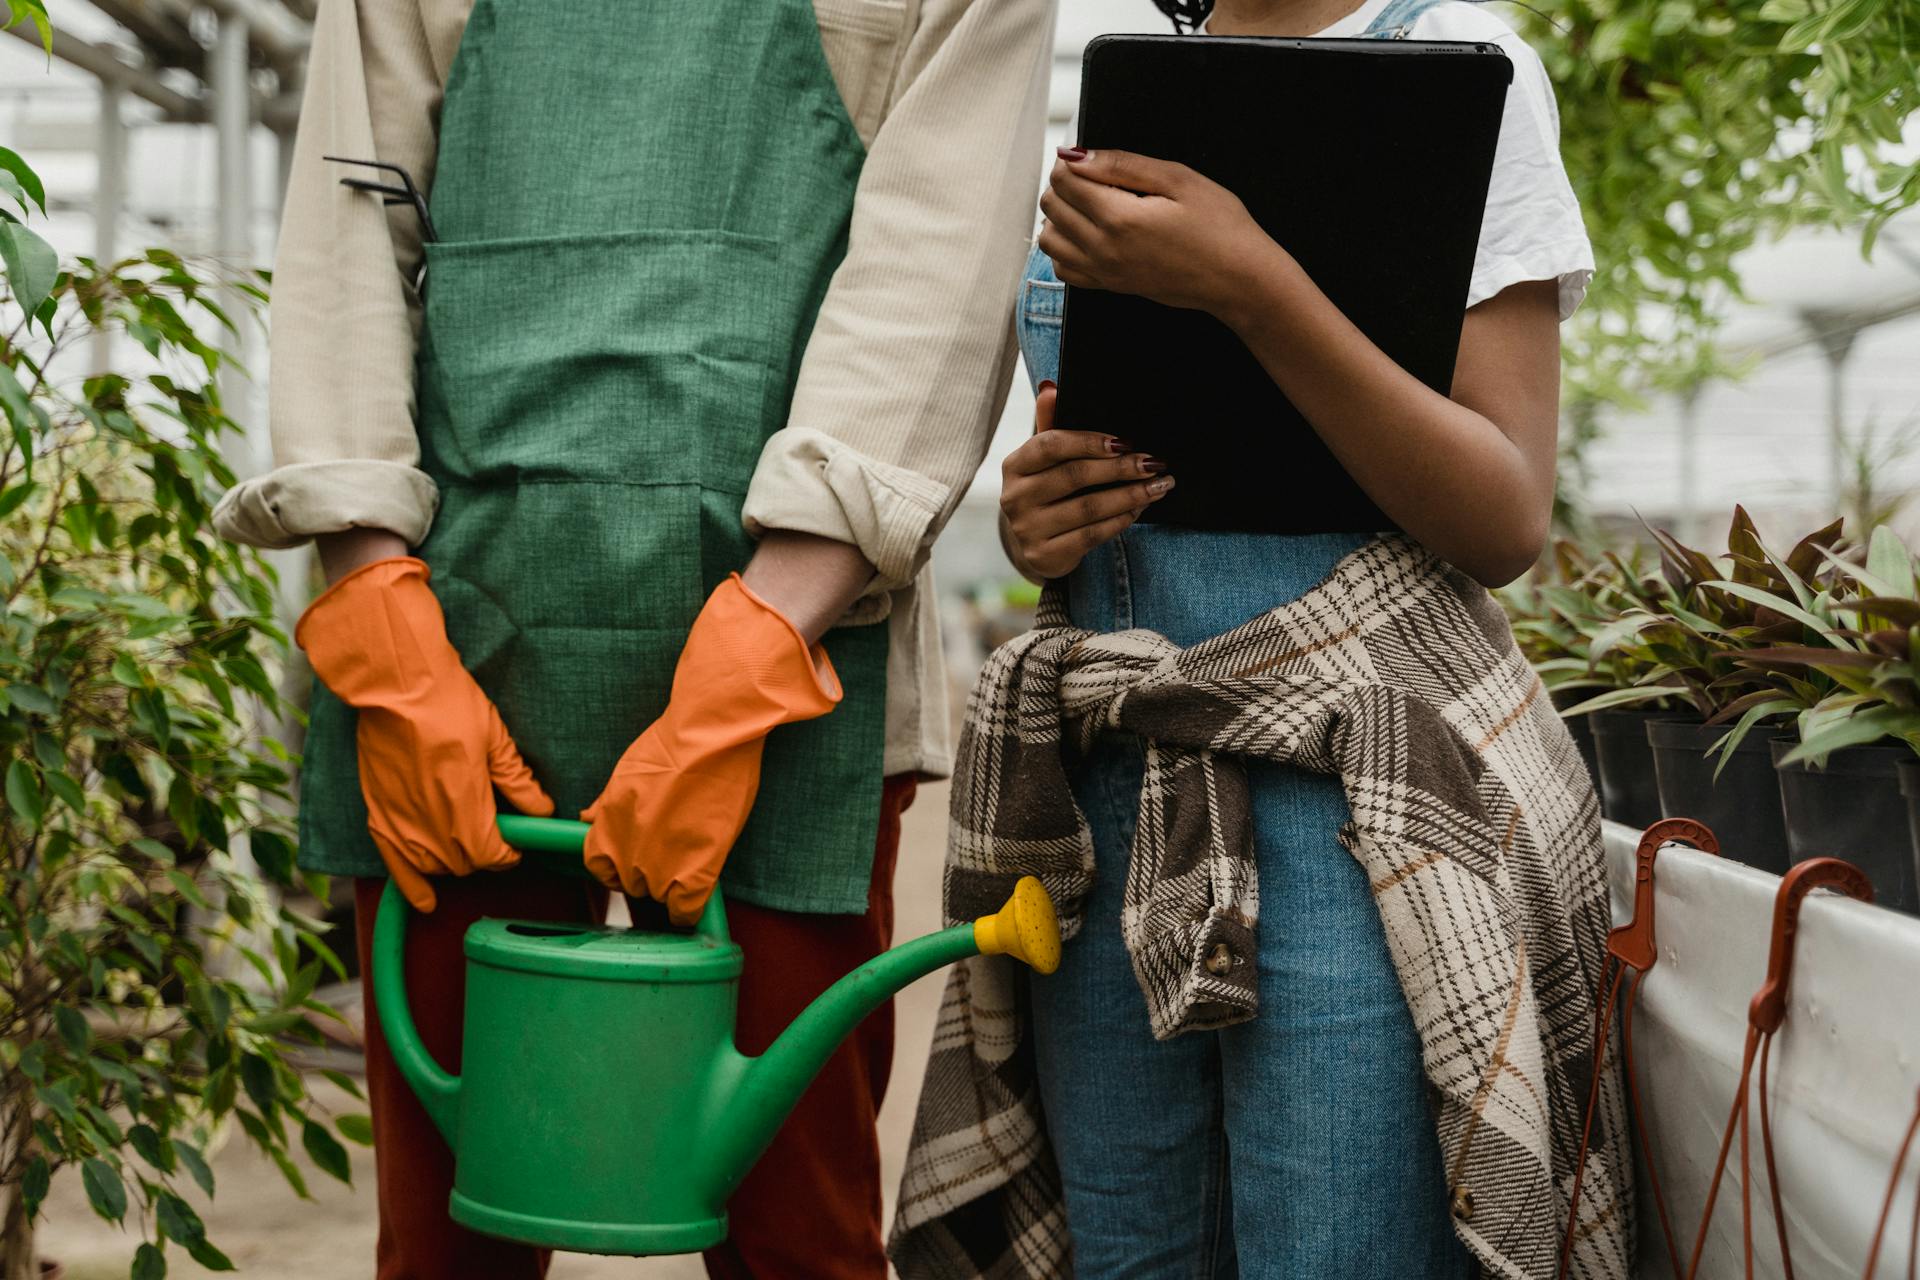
[1,109,362,1280]
[1501,539,1669,711]
[1839,412,1920,534]
[1531,0,1920,406]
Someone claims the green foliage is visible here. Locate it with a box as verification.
[1504,509,1920,770]
[0,2,53,57]
[1620,509,1851,727]
[1839,413,1920,533]
[1499,537,1687,714]
[1500,508,1858,764]
[1523,0,1920,401]
[0,156,362,1276]
[1728,524,1920,764]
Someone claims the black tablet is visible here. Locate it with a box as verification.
[1053,34,1513,534]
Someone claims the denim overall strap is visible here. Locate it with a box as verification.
[1362,0,1469,38]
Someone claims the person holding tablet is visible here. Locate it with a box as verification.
[896,0,1606,1277]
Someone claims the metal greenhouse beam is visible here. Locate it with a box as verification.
[5,17,306,135]
[83,0,204,78]
[196,0,309,72]
[3,20,204,122]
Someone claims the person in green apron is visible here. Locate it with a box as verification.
[213,0,1057,1275]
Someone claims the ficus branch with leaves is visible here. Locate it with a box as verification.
[1,138,366,1280]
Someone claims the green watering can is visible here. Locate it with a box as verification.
[372,814,1060,1256]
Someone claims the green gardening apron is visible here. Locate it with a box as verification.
[299,0,889,914]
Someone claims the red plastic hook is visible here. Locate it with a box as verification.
[1750,859,1873,1035]
[1610,817,1721,972]
[1685,856,1874,1280]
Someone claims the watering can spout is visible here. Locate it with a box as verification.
[713,878,1061,1190]
[968,877,1062,973]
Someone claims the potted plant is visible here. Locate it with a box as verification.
[1505,541,1685,826]
[1506,511,1859,865]
[2,149,365,1279]
[1501,541,1610,782]
[1624,510,1847,871]
[1559,544,1703,828]
[1723,526,1920,913]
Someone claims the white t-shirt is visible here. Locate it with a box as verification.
[1203,0,1595,319]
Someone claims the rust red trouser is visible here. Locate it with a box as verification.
[352,775,916,1280]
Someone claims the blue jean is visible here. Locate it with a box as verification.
[1018,246,1469,1278]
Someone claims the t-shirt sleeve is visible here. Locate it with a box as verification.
[1420,9,1594,321]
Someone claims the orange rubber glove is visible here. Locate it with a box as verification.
[296,557,555,913]
[582,574,841,923]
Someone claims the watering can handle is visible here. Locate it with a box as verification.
[369,815,732,1145]
[494,814,730,943]
[371,878,462,1143]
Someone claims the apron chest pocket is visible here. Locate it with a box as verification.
[421,229,783,489]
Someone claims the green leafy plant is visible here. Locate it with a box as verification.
[1,148,363,1278]
[1623,509,1847,729]
[1503,511,1866,777]
[1502,539,1659,709]
[1840,412,1920,534]
[1726,524,1920,765]
[1502,538,1689,717]
[1528,0,1920,403]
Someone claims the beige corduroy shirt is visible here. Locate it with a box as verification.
[213,0,1057,778]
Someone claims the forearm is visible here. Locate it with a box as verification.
[1219,244,1550,586]
[317,528,411,586]
[314,526,872,640]
[738,532,876,646]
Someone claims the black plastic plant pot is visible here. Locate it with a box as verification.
[1772,738,1918,915]
[1647,719,1790,873]
[1899,757,1920,918]
[1590,707,1686,829]
[1564,715,1600,789]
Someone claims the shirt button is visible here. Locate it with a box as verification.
[1450,1186,1475,1222]
[1205,943,1234,976]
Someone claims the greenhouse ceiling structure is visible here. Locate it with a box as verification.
[6,0,308,278]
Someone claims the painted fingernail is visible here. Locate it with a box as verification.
[1039,380,1057,394]
[1106,438,1132,454]
[1058,146,1089,163]
[1139,457,1168,475]
[1148,476,1176,496]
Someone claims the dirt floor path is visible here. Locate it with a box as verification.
[36,781,955,1279]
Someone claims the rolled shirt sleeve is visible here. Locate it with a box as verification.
[212,0,445,549]
[742,0,1058,597]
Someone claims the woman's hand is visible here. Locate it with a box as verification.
[1000,383,1174,581]
[1038,147,1276,316]
[1036,149,1562,588]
